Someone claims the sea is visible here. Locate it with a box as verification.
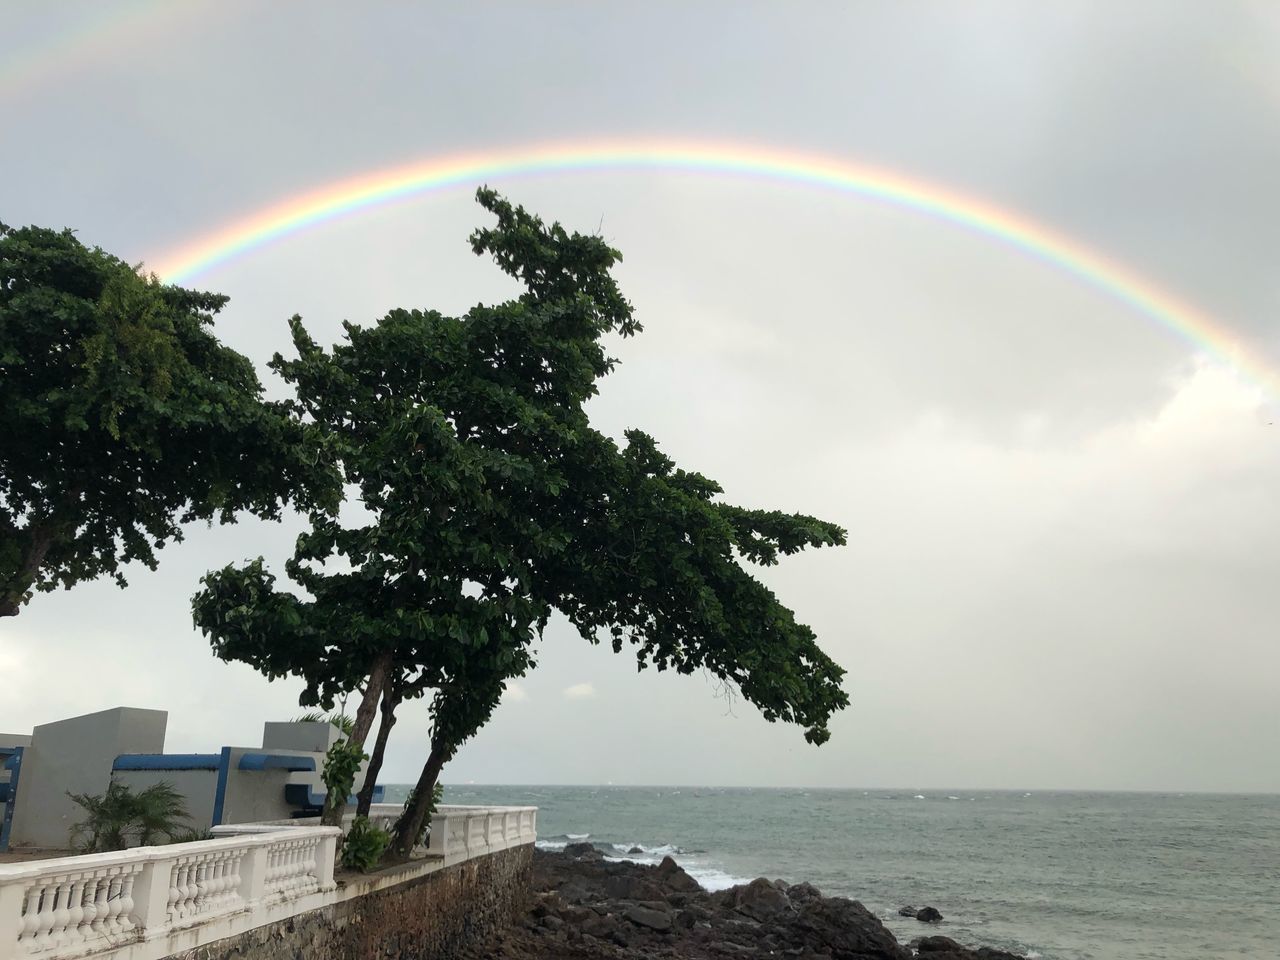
[384,784,1279,960]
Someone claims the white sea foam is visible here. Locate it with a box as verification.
[683,863,751,892]
[566,833,590,840]
[913,794,925,800]
[610,842,683,857]
[536,840,568,851]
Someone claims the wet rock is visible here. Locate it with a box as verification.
[555,880,592,903]
[899,905,918,917]
[786,881,823,904]
[628,845,645,854]
[733,877,795,921]
[605,874,665,901]
[579,913,618,940]
[918,935,964,952]
[793,896,911,959]
[558,904,592,923]
[916,906,944,923]
[682,902,714,922]
[561,841,600,860]
[456,848,1027,960]
[708,941,753,955]
[626,904,675,931]
[656,854,703,893]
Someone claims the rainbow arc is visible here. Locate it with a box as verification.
[149,140,1273,398]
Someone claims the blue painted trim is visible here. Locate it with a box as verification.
[284,783,384,809]
[210,747,232,827]
[0,783,8,803]
[0,746,24,852]
[113,753,222,771]
[237,753,316,772]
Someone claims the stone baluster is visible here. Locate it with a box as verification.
[316,831,338,892]
[0,877,28,960]
[49,877,73,949]
[115,871,137,935]
[427,810,448,859]
[238,842,269,907]
[133,855,177,941]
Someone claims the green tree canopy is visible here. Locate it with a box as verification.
[0,224,337,617]
[192,189,849,854]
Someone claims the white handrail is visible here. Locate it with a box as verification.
[0,805,536,960]
[0,827,339,960]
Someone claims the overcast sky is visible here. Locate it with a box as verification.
[3,1,1279,792]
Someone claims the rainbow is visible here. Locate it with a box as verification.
[0,2,194,102]
[152,140,1273,396]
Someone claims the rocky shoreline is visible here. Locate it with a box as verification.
[458,843,1027,960]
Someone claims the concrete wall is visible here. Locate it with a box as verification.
[7,707,166,849]
[261,721,341,753]
[112,769,220,833]
[171,844,533,960]
[219,747,315,826]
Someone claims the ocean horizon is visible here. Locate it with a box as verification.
[384,783,1279,960]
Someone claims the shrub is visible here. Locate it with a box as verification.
[68,779,192,852]
[341,815,390,871]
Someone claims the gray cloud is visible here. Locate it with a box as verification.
[2,1,1278,792]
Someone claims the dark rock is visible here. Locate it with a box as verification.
[625,904,675,931]
[558,904,592,923]
[734,877,794,921]
[609,925,633,947]
[899,905,918,917]
[628,845,645,854]
[682,902,714,922]
[656,854,703,893]
[562,841,600,860]
[456,848,1026,960]
[579,913,618,940]
[604,874,665,901]
[530,893,564,918]
[793,896,911,959]
[786,881,823,904]
[918,935,963,952]
[916,906,944,923]
[555,880,592,903]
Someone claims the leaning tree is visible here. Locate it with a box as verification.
[192,190,850,856]
[0,223,336,617]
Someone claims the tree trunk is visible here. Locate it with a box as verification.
[356,683,401,817]
[389,739,450,860]
[0,525,54,617]
[350,649,394,745]
[321,649,395,826]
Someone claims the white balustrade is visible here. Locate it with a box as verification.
[8,861,142,956]
[166,848,244,923]
[0,806,534,960]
